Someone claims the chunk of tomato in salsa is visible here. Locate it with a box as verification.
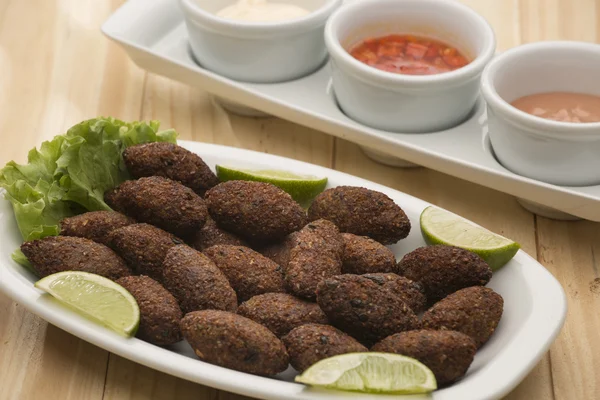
[349,34,470,75]
[405,42,428,60]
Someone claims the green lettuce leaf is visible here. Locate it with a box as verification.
[2,179,71,241]
[0,117,178,269]
[4,135,65,184]
[55,118,178,211]
[0,135,73,242]
[11,249,34,274]
[120,120,178,148]
[56,119,131,211]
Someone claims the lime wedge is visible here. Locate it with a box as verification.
[216,165,327,207]
[35,271,140,337]
[295,352,437,394]
[420,206,520,270]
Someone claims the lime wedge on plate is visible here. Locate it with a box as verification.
[216,165,327,207]
[295,352,437,394]
[420,206,520,270]
[35,271,140,337]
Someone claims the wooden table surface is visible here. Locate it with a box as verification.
[1,0,599,399]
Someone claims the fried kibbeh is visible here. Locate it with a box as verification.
[123,142,219,196]
[363,273,427,313]
[397,245,492,304]
[205,180,307,242]
[238,293,328,338]
[203,245,286,302]
[104,186,126,212]
[341,233,396,274]
[303,219,344,256]
[282,324,367,373]
[308,186,410,244]
[421,286,504,348]
[316,274,419,345]
[108,223,182,281]
[188,216,248,252]
[60,211,135,246]
[372,330,477,385]
[110,176,207,237]
[180,310,289,376]
[260,220,342,273]
[116,275,182,345]
[285,220,343,300]
[21,236,131,280]
[162,245,237,313]
[258,232,297,270]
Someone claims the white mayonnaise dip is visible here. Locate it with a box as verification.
[216,0,310,22]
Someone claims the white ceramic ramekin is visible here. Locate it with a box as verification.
[481,41,600,187]
[324,0,495,133]
[179,0,342,83]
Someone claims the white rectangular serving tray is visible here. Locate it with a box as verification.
[0,141,566,400]
[102,0,600,223]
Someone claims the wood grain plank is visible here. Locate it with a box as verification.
[520,0,597,42]
[518,1,600,399]
[460,0,522,51]
[0,0,146,166]
[0,0,62,165]
[0,302,108,400]
[0,0,145,399]
[536,220,600,399]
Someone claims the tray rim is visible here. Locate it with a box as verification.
[0,140,567,400]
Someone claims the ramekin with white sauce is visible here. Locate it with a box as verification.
[180,0,342,83]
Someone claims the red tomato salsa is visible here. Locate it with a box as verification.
[349,34,470,75]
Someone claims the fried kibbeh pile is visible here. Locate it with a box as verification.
[20,142,504,386]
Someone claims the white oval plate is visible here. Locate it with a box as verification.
[0,141,566,400]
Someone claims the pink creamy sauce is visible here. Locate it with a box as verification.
[511,92,600,123]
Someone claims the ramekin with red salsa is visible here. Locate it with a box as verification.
[325,0,495,132]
